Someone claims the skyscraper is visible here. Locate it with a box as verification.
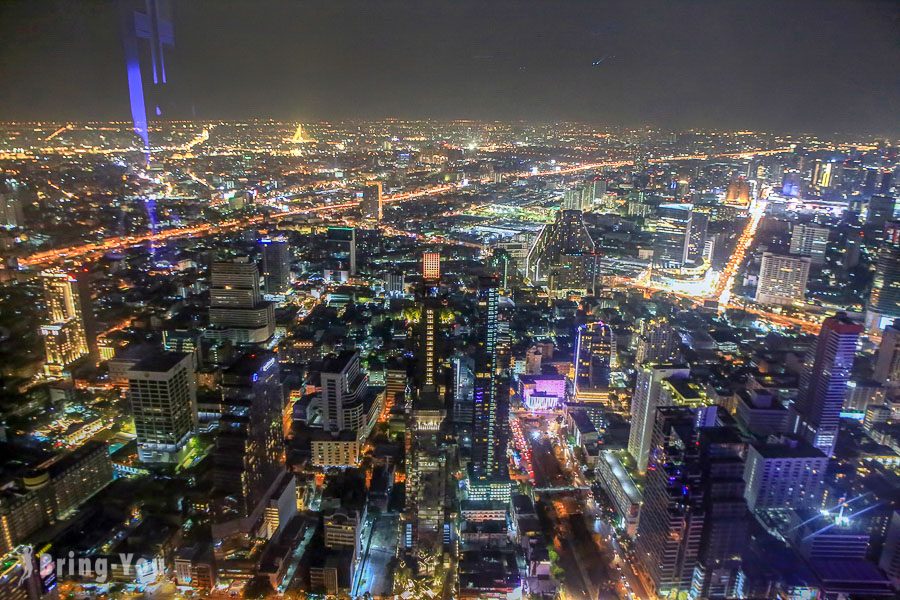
[214,351,285,521]
[573,321,616,396]
[866,221,900,331]
[39,269,94,374]
[653,203,693,269]
[320,351,370,437]
[634,319,680,367]
[755,252,810,306]
[789,223,830,265]
[635,407,749,600]
[0,193,24,227]
[627,364,690,472]
[526,209,597,295]
[208,257,275,344]
[260,236,291,297]
[792,312,862,457]
[724,178,751,206]
[422,251,440,281]
[468,275,509,500]
[419,253,443,402]
[325,226,357,277]
[874,319,900,386]
[126,351,197,463]
[866,194,897,229]
[361,181,383,222]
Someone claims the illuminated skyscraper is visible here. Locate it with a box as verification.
[526,209,597,294]
[791,312,862,457]
[214,351,285,521]
[635,407,748,600]
[866,221,900,331]
[422,251,440,281]
[39,269,94,374]
[866,194,897,230]
[208,258,275,344]
[418,254,443,400]
[789,223,830,265]
[627,365,690,472]
[468,275,509,500]
[755,252,810,306]
[653,203,693,269]
[362,181,383,222]
[634,320,680,367]
[126,351,197,463]
[320,351,370,436]
[573,321,616,396]
[260,236,291,297]
[724,178,751,206]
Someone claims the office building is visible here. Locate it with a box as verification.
[867,221,900,331]
[866,194,897,229]
[325,226,357,277]
[422,251,440,281]
[724,178,751,206]
[627,365,690,472]
[755,252,810,306]
[0,193,24,227]
[126,351,198,463]
[320,351,370,437]
[743,437,827,511]
[573,321,616,396]
[468,275,509,500]
[634,319,680,366]
[874,319,900,386]
[361,180,383,222]
[208,257,275,344]
[792,312,862,457]
[789,223,830,264]
[879,510,900,588]
[214,352,285,522]
[453,354,475,425]
[635,407,748,599]
[39,268,95,374]
[260,236,291,297]
[526,209,597,294]
[653,203,693,269]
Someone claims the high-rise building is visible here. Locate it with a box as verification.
[634,320,680,366]
[468,275,509,500]
[325,226,357,277]
[562,185,591,211]
[526,210,597,294]
[743,437,827,512]
[874,319,900,385]
[686,210,708,265]
[653,203,693,269]
[126,351,197,463]
[320,351,370,437]
[724,178,751,206]
[419,296,442,400]
[627,365,690,472]
[635,407,749,599]
[0,193,24,227]
[879,511,900,589]
[573,321,616,396]
[789,223,830,265]
[452,354,475,425]
[811,160,838,189]
[361,181,383,222]
[422,251,440,281]
[214,352,285,521]
[755,252,810,306]
[208,257,275,344]
[866,194,897,229]
[866,221,900,331]
[260,236,291,297]
[39,269,94,374]
[791,312,862,457]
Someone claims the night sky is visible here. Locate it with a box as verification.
[1,0,898,135]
